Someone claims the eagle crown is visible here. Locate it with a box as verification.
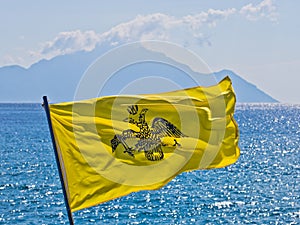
[127,105,138,115]
[124,105,149,131]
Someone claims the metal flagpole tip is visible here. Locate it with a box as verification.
[42,96,48,107]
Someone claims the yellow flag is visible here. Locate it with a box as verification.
[49,76,239,212]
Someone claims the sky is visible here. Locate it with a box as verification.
[1,0,299,103]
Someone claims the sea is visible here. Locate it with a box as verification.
[0,103,299,224]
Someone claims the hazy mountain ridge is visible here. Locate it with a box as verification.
[0,48,278,103]
[213,70,277,103]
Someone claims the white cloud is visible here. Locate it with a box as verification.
[36,9,236,61]
[0,0,278,67]
[103,8,236,42]
[39,30,100,57]
[240,0,278,22]
[183,8,236,29]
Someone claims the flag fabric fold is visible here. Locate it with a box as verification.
[48,76,239,212]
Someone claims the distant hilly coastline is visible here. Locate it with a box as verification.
[0,48,278,103]
[213,70,278,103]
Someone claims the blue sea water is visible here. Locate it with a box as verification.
[0,103,299,224]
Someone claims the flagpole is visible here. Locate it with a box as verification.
[42,96,74,225]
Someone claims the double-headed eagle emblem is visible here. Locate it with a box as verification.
[111,105,187,161]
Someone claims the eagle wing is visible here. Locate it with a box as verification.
[151,117,186,139]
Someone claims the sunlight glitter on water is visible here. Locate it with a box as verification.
[0,104,299,224]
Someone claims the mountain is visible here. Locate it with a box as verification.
[0,47,278,103]
[214,69,278,103]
